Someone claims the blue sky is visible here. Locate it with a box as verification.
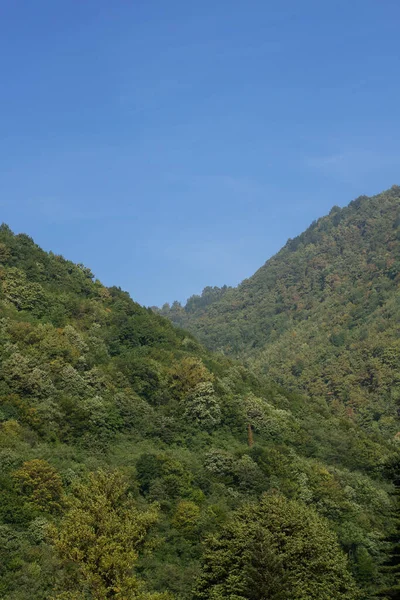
[0,0,399,306]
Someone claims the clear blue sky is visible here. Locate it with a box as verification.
[0,0,399,306]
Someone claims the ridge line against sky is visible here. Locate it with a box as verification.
[0,0,399,306]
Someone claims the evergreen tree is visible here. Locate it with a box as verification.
[194,493,360,600]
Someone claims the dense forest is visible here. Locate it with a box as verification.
[0,186,399,599]
[159,186,400,437]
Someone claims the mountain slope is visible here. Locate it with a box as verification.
[0,223,398,598]
[159,185,400,434]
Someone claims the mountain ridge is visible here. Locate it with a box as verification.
[0,209,398,598]
[158,185,400,435]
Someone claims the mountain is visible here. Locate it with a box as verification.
[0,222,398,599]
[158,185,400,436]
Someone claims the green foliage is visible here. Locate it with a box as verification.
[184,382,221,430]
[0,218,398,598]
[169,356,214,399]
[136,452,195,505]
[49,469,160,599]
[194,493,360,600]
[13,459,64,514]
[172,500,201,533]
[160,186,400,436]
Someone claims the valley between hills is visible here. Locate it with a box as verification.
[1,186,399,599]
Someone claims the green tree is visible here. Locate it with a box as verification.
[13,459,64,514]
[169,357,214,399]
[184,382,221,430]
[194,493,360,600]
[49,469,161,599]
[172,500,200,533]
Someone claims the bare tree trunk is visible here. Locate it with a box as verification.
[247,423,254,447]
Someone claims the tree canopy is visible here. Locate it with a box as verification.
[0,188,399,598]
[194,493,360,600]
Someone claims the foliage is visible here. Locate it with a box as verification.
[0,216,398,598]
[160,186,400,435]
[183,382,221,430]
[194,493,360,600]
[49,470,160,599]
[13,459,64,514]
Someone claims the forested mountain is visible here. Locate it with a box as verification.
[0,220,399,599]
[159,186,400,437]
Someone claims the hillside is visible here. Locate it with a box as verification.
[0,223,398,599]
[159,186,400,436]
